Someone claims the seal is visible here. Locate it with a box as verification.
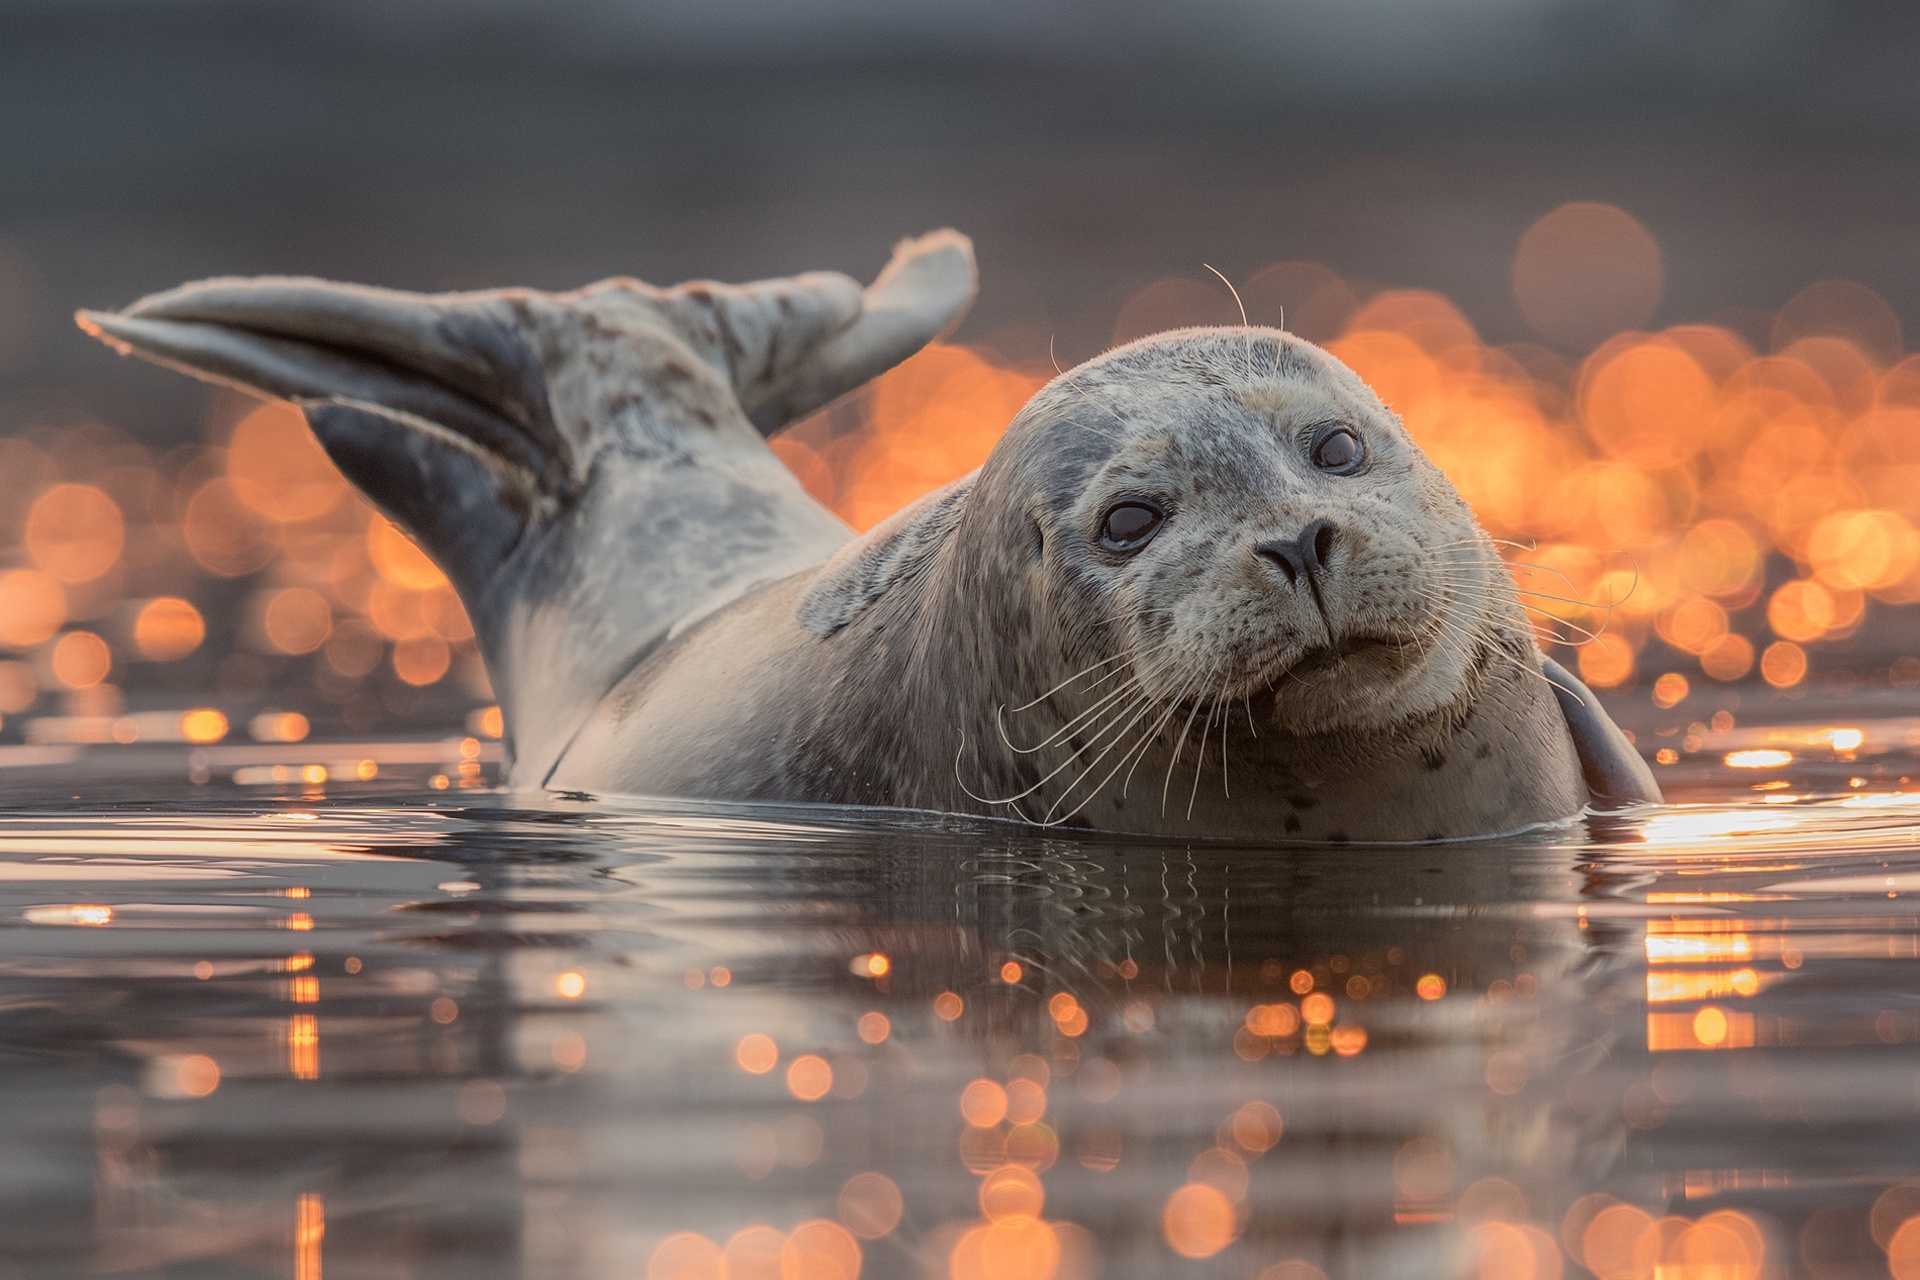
[79,231,1658,840]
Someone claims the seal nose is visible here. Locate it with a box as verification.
[1256,519,1338,586]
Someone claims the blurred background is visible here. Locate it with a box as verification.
[3,0,1920,753]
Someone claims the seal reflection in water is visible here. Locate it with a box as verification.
[79,230,1656,841]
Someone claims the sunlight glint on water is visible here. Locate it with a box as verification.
[5,712,1920,1278]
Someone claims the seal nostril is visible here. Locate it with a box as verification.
[1255,539,1303,585]
[1303,519,1337,574]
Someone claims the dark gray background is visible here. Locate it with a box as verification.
[3,0,1918,445]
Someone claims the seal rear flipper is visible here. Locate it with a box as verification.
[77,286,563,602]
[77,232,977,782]
[1540,655,1662,807]
[730,228,977,435]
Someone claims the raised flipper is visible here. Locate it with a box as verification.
[1540,655,1662,807]
[77,231,977,784]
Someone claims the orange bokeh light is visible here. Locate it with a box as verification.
[183,478,279,577]
[837,1171,903,1239]
[734,1033,778,1075]
[0,660,37,713]
[1760,640,1808,688]
[50,631,111,689]
[1700,633,1754,681]
[1577,633,1636,689]
[779,1220,860,1280]
[1005,1078,1046,1126]
[949,1218,1060,1280]
[226,401,349,523]
[134,596,205,660]
[1246,1002,1300,1037]
[647,1231,722,1280]
[1189,1147,1249,1202]
[786,1053,832,1102]
[25,483,123,583]
[1230,1101,1283,1153]
[1111,276,1240,346]
[960,1078,1008,1128]
[980,1163,1045,1224]
[1890,1216,1920,1280]
[1163,1182,1239,1258]
[1658,597,1727,656]
[175,1053,221,1098]
[1768,579,1840,642]
[0,569,65,649]
[717,1225,781,1277]
[261,586,332,654]
[1776,279,1904,366]
[1469,1220,1565,1280]
[1258,1265,1329,1280]
[392,633,451,686]
[801,343,1045,533]
[179,708,228,743]
[1005,1121,1059,1171]
[367,514,449,591]
[1582,339,1714,466]
[1513,202,1663,349]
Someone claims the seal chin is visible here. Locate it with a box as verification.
[1250,630,1448,735]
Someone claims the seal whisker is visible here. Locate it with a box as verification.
[1155,678,1202,814]
[962,683,1149,806]
[1423,566,1616,619]
[1162,668,1218,817]
[998,671,1144,755]
[1427,569,1626,617]
[1041,683,1203,825]
[1219,676,1233,800]
[1005,652,1134,714]
[1003,635,1179,720]
[1428,544,1635,614]
[1427,586,1614,645]
[1203,263,1255,383]
[1035,685,1177,824]
[1050,335,1129,439]
[1430,590,1608,641]
[1119,691,1192,799]
[958,677,1160,811]
[1188,693,1223,820]
[1427,612,1581,705]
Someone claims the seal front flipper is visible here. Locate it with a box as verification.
[77,231,977,783]
[1540,655,1662,807]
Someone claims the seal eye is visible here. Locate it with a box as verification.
[1099,502,1163,552]
[1311,426,1365,474]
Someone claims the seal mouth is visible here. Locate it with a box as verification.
[1273,633,1413,681]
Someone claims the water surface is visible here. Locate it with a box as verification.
[4,704,1920,1279]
